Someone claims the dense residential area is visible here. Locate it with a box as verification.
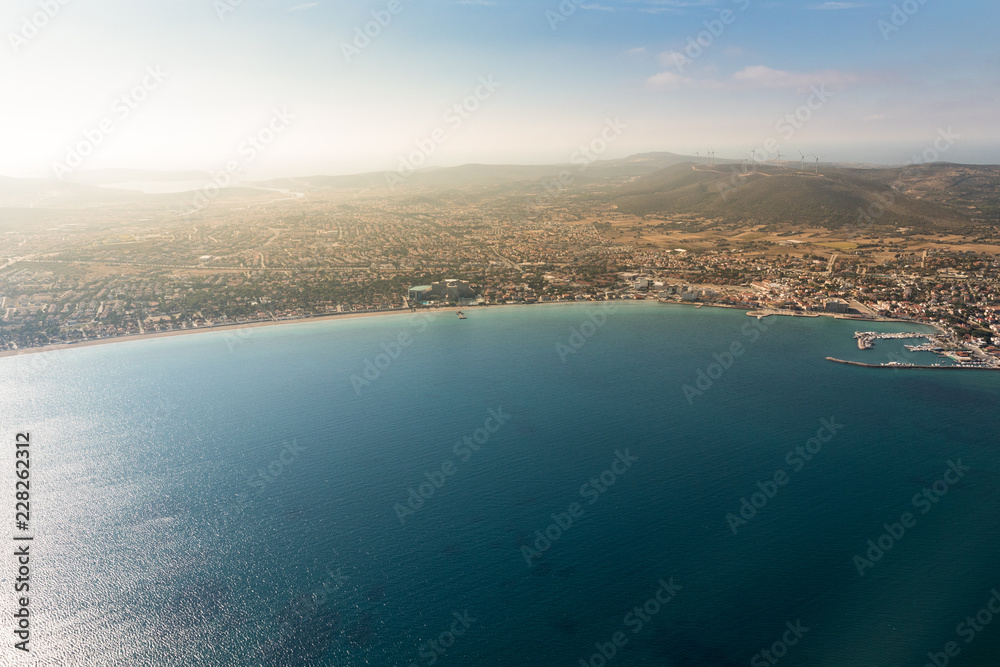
[1,166,999,354]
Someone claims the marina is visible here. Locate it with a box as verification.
[842,328,1000,369]
[853,331,935,350]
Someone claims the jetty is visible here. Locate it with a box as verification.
[854,331,932,350]
[826,357,1000,371]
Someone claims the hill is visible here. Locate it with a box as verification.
[611,162,995,232]
[255,152,734,192]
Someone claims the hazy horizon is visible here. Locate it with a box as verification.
[6,144,1000,186]
[3,0,998,181]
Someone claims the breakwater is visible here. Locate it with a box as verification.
[826,357,1000,371]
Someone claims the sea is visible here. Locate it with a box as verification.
[3,301,1000,666]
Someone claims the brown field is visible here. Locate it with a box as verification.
[595,218,1000,261]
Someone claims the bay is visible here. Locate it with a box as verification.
[3,301,999,666]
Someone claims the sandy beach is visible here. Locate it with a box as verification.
[0,306,468,359]
[0,298,942,360]
[0,301,595,359]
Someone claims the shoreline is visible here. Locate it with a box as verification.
[745,307,928,326]
[0,298,949,360]
[0,307,457,359]
[0,301,618,359]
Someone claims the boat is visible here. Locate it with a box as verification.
[457,311,467,319]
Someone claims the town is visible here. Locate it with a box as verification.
[1,173,998,364]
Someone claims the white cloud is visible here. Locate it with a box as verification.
[656,50,685,68]
[813,2,866,8]
[732,65,860,88]
[634,0,716,13]
[647,64,864,91]
[646,70,697,88]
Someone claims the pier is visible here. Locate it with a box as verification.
[826,357,1000,371]
[845,328,1000,369]
[854,331,933,350]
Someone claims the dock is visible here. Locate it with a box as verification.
[826,357,1000,371]
[854,331,932,350]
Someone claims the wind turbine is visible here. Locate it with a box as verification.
[748,146,758,173]
[810,154,825,174]
[798,150,806,171]
[709,146,716,166]
[776,151,785,168]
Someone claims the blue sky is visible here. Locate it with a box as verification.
[1,0,997,178]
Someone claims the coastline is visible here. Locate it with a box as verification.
[0,300,614,359]
[0,307,460,359]
[0,297,949,360]
[744,306,949,335]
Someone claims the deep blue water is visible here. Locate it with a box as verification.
[3,301,1000,666]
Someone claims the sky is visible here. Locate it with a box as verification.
[1,0,998,180]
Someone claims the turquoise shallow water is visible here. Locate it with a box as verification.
[2,301,999,666]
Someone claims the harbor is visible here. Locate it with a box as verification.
[853,331,936,350]
[841,328,1000,369]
